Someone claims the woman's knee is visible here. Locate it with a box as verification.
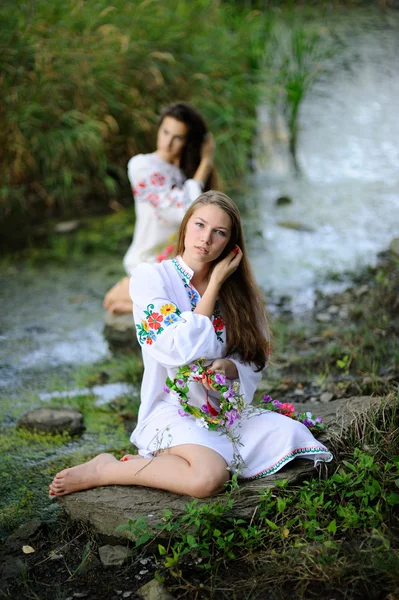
[188,465,230,498]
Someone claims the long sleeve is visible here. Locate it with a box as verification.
[228,356,263,405]
[130,263,223,368]
[128,154,202,215]
[123,154,202,275]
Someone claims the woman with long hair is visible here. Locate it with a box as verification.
[50,191,332,499]
[104,102,218,314]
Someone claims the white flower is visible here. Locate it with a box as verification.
[195,417,209,429]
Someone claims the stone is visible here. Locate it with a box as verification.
[0,557,27,580]
[5,518,42,551]
[316,312,331,323]
[103,313,137,347]
[389,237,399,257]
[54,220,80,233]
[320,392,334,403]
[354,284,369,297]
[137,579,175,600]
[275,196,293,206]
[276,220,315,233]
[17,407,85,436]
[327,305,339,315]
[56,396,391,541]
[98,544,134,567]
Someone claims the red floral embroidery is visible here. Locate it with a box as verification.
[213,317,224,331]
[138,181,146,189]
[148,312,163,330]
[151,173,166,186]
[148,193,160,207]
[146,337,153,345]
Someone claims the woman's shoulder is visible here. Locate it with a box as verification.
[127,153,154,170]
[130,260,176,300]
[131,259,175,281]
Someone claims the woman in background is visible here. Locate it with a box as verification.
[103,102,218,314]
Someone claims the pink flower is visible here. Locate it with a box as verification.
[280,402,295,417]
[151,173,166,186]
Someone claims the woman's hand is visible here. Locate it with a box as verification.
[201,358,239,390]
[200,133,215,166]
[209,246,242,288]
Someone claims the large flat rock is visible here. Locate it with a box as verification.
[57,396,389,540]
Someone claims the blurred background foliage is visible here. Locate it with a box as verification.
[0,0,272,249]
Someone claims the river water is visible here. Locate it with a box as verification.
[1,7,399,399]
[245,8,399,310]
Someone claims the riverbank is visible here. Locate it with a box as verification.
[1,244,398,599]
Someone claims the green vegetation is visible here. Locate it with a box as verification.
[1,0,270,249]
[0,351,145,540]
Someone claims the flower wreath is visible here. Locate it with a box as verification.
[165,359,324,434]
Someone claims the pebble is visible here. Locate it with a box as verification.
[320,392,334,403]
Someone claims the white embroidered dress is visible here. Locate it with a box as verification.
[130,256,333,480]
[123,153,203,275]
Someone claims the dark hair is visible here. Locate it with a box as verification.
[176,191,270,371]
[158,102,219,191]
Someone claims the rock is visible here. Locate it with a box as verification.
[98,544,134,567]
[5,518,43,552]
[0,557,27,580]
[54,220,80,234]
[17,407,85,436]
[275,196,293,206]
[137,579,175,600]
[338,306,350,319]
[316,312,331,323]
[276,220,315,233]
[327,305,340,315]
[293,388,305,396]
[389,237,399,257]
[103,313,137,347]
[354,284,369,297]
[320,392,334,403]
[56,396,391,541]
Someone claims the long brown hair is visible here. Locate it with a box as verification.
[176,191,270,371]
[158,102,219,191]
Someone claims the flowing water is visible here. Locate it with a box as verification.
[1,7,399,401]
[245,8,399,310]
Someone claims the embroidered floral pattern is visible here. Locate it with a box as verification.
[151,172,166,186]
[172,258,226,342]
[136,302,182,346]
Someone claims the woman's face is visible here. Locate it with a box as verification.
[156,116,188,165]
[183,204,232,266]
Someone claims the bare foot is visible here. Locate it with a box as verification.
[104,277,131,312]
[108,299,133,314]
[120,454,144,462]
[48,453,117,497]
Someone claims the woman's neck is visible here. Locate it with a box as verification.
[182,253,211,292]
[155,150,180,167]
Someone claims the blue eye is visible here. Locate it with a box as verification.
[216,230,226,237]
[196,222,204,227]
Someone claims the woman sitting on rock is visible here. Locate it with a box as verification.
[103,102,218,315]
[50,191,332,499]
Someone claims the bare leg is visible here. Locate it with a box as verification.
[103,277,133,314]
[49,445,229,499]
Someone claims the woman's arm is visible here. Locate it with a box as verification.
[128,155,202,214]
[130,264,223,368]
[194,247,243,318]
